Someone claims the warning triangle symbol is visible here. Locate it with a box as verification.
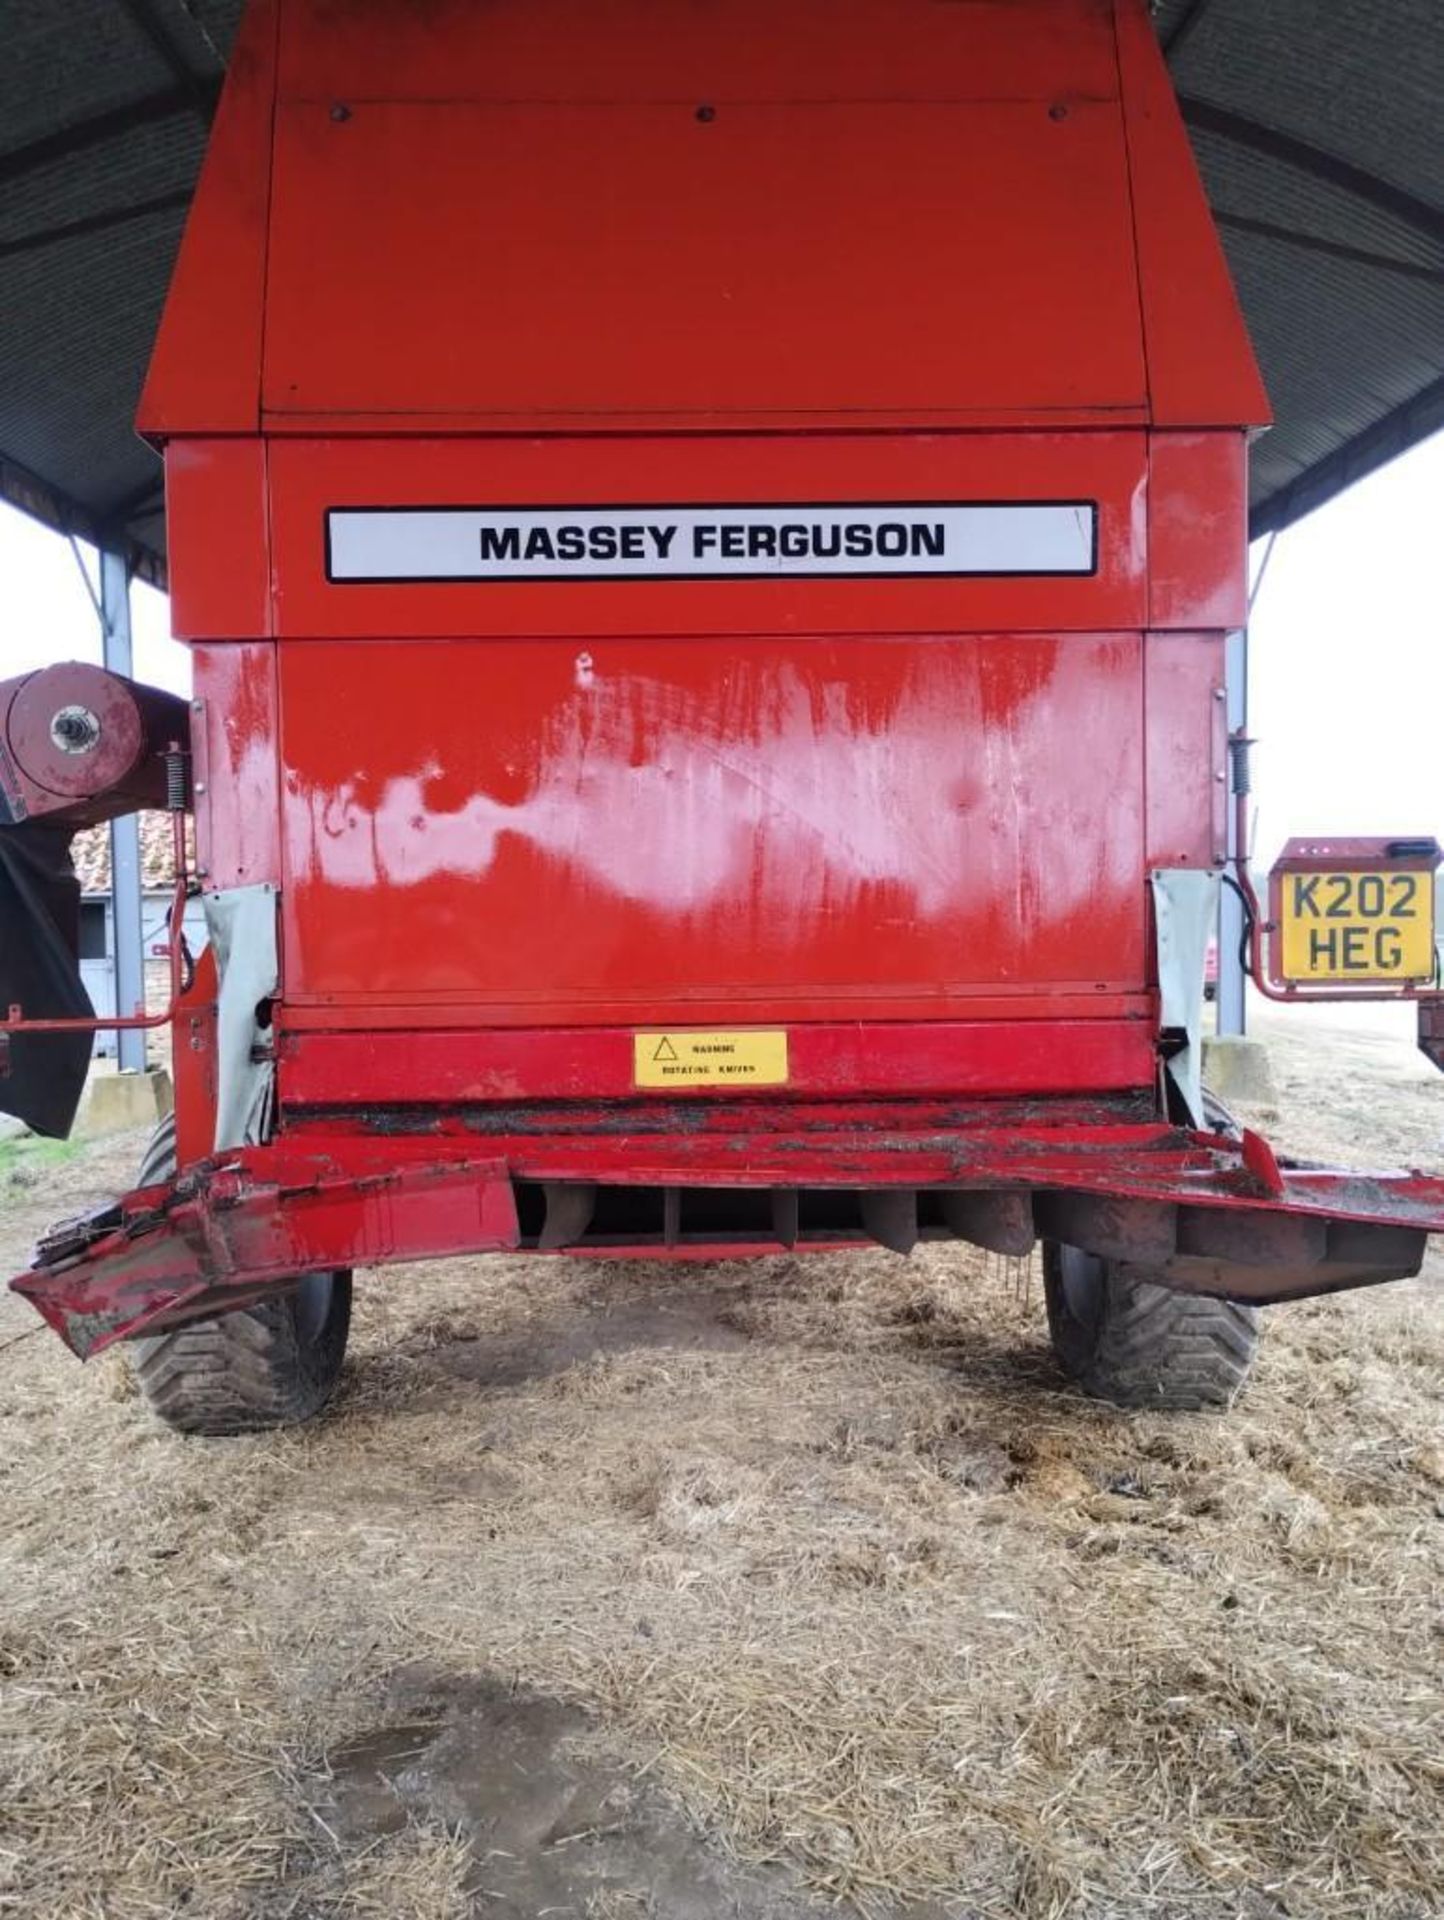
[652,1036,679,1062]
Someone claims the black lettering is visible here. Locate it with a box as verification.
[693,525,718,556]
[1293,874,1320,915]
[1308,928,1339,970]
[748,526,778,558]
[913,522,946,557]
[555,527,586,561]
[1325,875,1352,918]
[620,526,646,560]
[876,523,908,558]
[844,525,873,557]
[721,526,746,557]
[779,526,810,558]
[1390,874,1419,916]
[1356,873,1385,917]
[1376,927,1403,970]
[1341,927,1368,970]
[524,527,556,562]
[650,525,676,558]
[811,525,841,558]
[480,527,521,562]
[588,526,619,560]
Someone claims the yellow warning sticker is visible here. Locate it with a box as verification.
[633,1029,789,1089]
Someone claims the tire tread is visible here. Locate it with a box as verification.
[129,1114,351,1435]
[1045,1249,1259,1411]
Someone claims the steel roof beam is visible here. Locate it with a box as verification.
[106,475,166,522]
[0,189,192,262]
[1180,96,1444,246]
[0,454,168,591]
[117,0,219,111]
[0,80,218,189]
[1251,374,1444,538]
[1162,0,1216,59]
[1214,209,1444,285]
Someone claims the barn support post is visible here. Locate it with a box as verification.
[100,546,147,1075]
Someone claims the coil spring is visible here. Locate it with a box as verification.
[1228,732,1252,797]
[165,747,189,812]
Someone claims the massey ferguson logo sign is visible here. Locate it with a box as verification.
[325,502,1097,583]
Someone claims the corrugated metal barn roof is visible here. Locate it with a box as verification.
[1,0,1440,584]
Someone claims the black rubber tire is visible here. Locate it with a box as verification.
[1042,1242,1259,1411]
[135,1108,180,1187]
[130,1113,352,1435]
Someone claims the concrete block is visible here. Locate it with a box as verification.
[74,1067,174,1141]
[1201,1034,1277,1111]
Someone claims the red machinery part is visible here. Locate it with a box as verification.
[17,1108,1442,1360]
[8,0,1441,1354]
[0,666,193,1137]
[0,662,189,828]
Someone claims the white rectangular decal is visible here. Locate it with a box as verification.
[325,501,1096,583]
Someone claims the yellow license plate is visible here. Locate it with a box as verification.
[1277,869,1436,983]
[634,1028,789,1088]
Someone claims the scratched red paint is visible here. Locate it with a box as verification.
[278,634,1145,1017]
[132,0,1266,1117]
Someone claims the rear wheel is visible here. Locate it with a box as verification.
[1042,1242,1258,1411]
[131,1113,352,1435]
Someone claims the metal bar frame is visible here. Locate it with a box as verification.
[1217,627,1248,1037]
[99,549,148,1075]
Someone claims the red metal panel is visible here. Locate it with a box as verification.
[278,1020,1156,1108]
[190,644,281,891]
[275,633,1147,1024]
[263,96,1146,424]
[266,433,1147,640]
[135,0,278,437]
[277,0,1122,106]
[1113,0,1270,429]
[165,441,272,641]
[1143,631,1226,869]
[142,0,1268,443]
[279,993,1150,1033]
[1147,433,1249,630]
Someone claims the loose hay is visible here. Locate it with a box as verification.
[0,1008,1440,1919]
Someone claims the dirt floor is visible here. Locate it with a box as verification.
[1,1005,1440,1920]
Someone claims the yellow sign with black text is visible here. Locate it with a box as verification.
[1277,869,1435,983]
[633,1029,789,1088]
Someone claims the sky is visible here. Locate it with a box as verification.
[1,429,1441,869]
[1245,431,1444,864]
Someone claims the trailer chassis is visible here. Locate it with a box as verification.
[16,1095,1441,1359]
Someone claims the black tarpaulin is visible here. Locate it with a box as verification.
[0,823,94,1138]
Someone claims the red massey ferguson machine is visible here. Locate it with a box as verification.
[4,0,1442,1433]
